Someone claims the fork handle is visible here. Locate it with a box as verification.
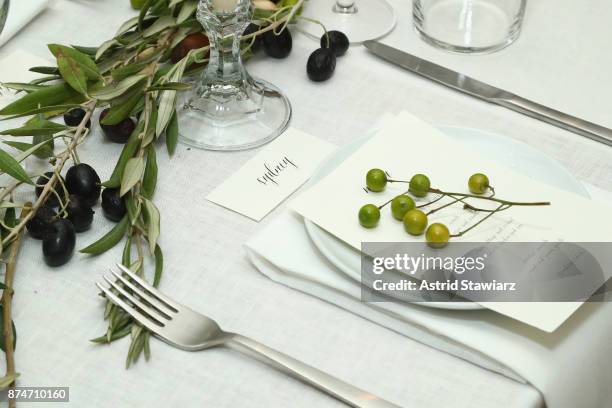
[227,334,401,408]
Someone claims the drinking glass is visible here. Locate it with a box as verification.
[413,0,527,53]
[300,0,396,44]
[0,0,9,36]
[179,0,291,150]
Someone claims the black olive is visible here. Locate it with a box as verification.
[42,219,76,267]
[99,109,136,144]
[101,188,126,222]
[262,28,292,59]
[65,163,101,207]
[35,172,67,207]
[243,23,262,51]
[320,30,349,57]
[307,48,336,82]
[26,206,57,240]
[66,195,94,233]
[63,108,91,128]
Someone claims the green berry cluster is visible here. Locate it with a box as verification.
[359,169,501,248]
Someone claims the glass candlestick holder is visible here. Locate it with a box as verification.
[179,0,291,151]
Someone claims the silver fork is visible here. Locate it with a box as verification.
[97,264,401,408]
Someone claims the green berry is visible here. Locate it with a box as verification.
[358,204,380,228]
[409,174,431,197]
[426,223,450,248]
[468,173,490,194]
[391,195,415,220]
[403,209,428,235]
[366,168,387,192]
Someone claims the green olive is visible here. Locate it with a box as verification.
[426,223,450,248]
[391,195,415,220]
[468,173,490,194]
[366,168,387,192]
[358,204,380,228]
[403,209,428,235]
[409,174,431,197]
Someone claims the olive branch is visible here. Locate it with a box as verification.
[0,0,305,397]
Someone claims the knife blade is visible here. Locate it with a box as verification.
[363,40,612,147]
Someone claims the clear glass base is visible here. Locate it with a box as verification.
[300,0,396,44]
[178,77,291,151]
[413,0,525,54]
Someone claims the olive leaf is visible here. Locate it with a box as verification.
[1,207,16,241]
[169,0,188,7]
[102,123,143,188]
[56,54,88,95]
[90,325,131,344]
[142,198,160,255]
[0,150,34,184]
[116,16,140,36]
[146,82,191,92]
[1,82,48,93]
[100,90,144,126]
[156,57,189,137]
[95,39,120,61]
[91,74,147,101]
[71,45,99,57]
[0,374,20,389]
[48,44,101,81]
[125,192,141,226]
[33,134,55,158]
[0,82,77,116]
[80,216,129,254]
[28,66,60,75]
[4,139,54,159]
[142,105,158,146]
[120,157,145,197]
[142,145,158,199]
[153,245,163,287]
[138,0,155,31]
[111,62,148,82]
[0,305,17,352]
[0,104,81,121]
[177,0,198,24]
[143,16,176,38]
[166,110,179,156]
[0,116,66,136]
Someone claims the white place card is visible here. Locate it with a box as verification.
[207,128,336,221]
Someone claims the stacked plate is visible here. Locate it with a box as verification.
[301,126,590,310]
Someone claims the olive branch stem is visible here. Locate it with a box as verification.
[2,204,31,407]
[1,100,97,247]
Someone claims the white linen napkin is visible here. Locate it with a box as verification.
[245,182,612,408]
[0,0,51,47]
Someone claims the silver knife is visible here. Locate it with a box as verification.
[364,40,612,147]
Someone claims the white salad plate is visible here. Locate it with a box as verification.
[303,126,590,311]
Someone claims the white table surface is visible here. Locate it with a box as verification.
[0,0,610,407]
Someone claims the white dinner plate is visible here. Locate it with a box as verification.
[303,126,590,311]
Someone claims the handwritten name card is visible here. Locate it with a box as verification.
[207,128,336,221]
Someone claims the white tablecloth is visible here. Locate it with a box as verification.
[1,0,611,406]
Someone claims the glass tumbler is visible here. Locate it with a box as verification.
[413,0,527,54]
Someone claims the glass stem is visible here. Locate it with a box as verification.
[202,29,247,92]
[333,0,357,14]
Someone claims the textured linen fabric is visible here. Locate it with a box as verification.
[0,0,610,407]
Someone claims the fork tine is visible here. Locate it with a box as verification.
[116,263,179,309]
[102,276,168,325]
[110,270,175,317]
[96,283,164,332]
